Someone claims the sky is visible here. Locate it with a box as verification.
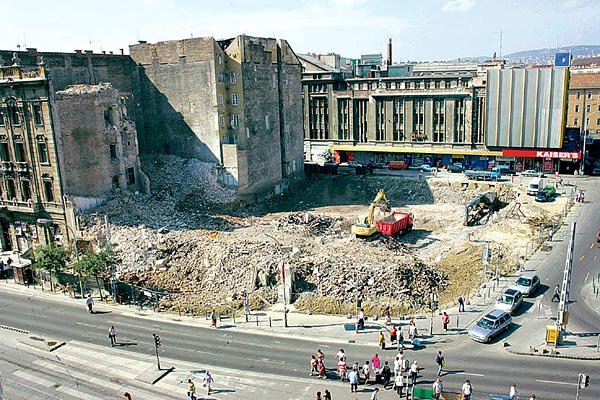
[2,0,599,62]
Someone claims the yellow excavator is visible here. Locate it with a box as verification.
[351,189,391,238]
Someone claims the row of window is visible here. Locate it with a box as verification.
[573,104,600,113]
[574,90,600,100]
[0,141,49,164]
[217,93,239,106]
[217,72,237,84]
[573,117,600,126]
[0,103,45,127]
[350,79,465,91]
[1,177,55,203]
[219,114,240,128]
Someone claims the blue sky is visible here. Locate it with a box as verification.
[2,0,598,61]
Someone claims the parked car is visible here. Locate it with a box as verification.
[592,167,600,176]
[387,160,409,170]
[346,161,362,168]
[446,164,464,173]
[521,169,545,177]
[494,288,523,315]
[417,164,438,172]
[497,166,515,176]
[468,310,512,343]
[512,273,541,297]
[543,185,556,196]
[535,190,553,202]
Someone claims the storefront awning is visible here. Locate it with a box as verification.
[330,145,502,157]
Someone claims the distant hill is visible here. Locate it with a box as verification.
[458,45,600,65]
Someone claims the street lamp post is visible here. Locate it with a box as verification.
[265,234,288,328]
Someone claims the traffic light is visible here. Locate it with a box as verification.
[153,334,162,348]
[578,373,590,388]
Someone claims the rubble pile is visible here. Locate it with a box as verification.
[274,212,348,237]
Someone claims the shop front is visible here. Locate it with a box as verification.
[502,150,581,175]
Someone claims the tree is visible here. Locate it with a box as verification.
[33,245,71,292]
[73,248,114,301]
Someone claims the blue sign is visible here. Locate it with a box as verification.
[555,52,570,67]
[489,395,511,400]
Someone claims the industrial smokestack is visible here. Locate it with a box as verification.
[386,38,392,66]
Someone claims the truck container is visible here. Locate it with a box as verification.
[464,167,501,181]
[376,212,414,237]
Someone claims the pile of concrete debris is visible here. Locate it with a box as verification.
[273,212,348,237]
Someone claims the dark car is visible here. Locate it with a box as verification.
[447,164,464,173]
[535,191,553,202]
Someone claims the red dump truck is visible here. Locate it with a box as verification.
[376,212,414,237]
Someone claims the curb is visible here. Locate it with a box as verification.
[505,347,600,361]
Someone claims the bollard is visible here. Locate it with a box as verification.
[232,312,236,324]
[245,313,249,323]
[429,316,434,335]
[256,315,259,326]
[456,315,459,328]
[269,317,272,327]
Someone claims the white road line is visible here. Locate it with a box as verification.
[584,272,589,283]
[536,379,577,386]
[57,385,106,400]
[456,372,485,377]
[13,369,56,387]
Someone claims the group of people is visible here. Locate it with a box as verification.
[576,189,585,202]
[186,372,214,399]
[309,349,327,379]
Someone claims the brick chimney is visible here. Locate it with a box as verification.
[386,38,392,66]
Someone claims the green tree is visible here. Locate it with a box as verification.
[33,245,71,292]
[73,248,114,301]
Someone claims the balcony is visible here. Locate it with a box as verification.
[1,161,13,172]
[16,162,28,173]
[0,198,34,212]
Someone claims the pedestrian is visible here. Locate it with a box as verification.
[203,371,214,395]
[461,379,473,400]
[371,353,381,374]
[362,360,371,384]
[510,383,519,400]
[349,367,359,393]
[378,330,385,350]
[243,291,250,316]
[323,388,332,400]
[528,395,536,400]
[86,294,94,313]
[432,377,443,400]
[357,308,365,329]
[315,390,322,400]
[187,378,196,400]
[551,285,560,302]
[384,306,391,325]
[108,325,117,347]
[318,359,327,379]
[393,356,401,377]
[381,361,391,389]
[435,350,445,376]
[458,296,465,312]
[397,327,405,349]
[441,312,450,331]
[390,325,397,345]
[336,348,347,380]
[409,360,418,385]
[316,349,325,362]
[370,387,379,400]
[418,171,423,180]
[65,283,74,298]
[123,393,132,400]
[310,354,318,376]
[210,309,218,328]
[393,372,405,396]
[408,319,417,340]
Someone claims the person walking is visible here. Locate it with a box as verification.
[65,283,74,298]
[409,360,418,385]
[393,372,405,396]
[390,325,397,345]
[408,319,417,340]
[397,327,405,349]
[123,393,132,400]
[370,387,380,400]
[432,377,443,400]
[378,330,386,350]
[203,371,214,395]
[315,391,322,400]
[86,294,94,313]
[210,309,218,328]
[458,296,465,312]
[509,383,520,400]
[528,395,536,400]
[551,285,560,302]
[461,379,473,400]
[381,360,392,388]
[393,356,401,377]
[361,360,371,384]
[108,325,117,347]
[187,379,196,400]
[371,353,381,374]
[435,350,445,376]
[349,367,359,393]
[441,312,450,331]
[318,359,327,379]
[323,388,332,400]
[310,354,318,376]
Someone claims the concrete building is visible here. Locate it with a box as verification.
[129,35,304,201]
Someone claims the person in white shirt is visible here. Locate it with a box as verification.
[394,373,405,396]
[432,378,443,400]
[461,379,473,400]
[370,387,379,400]
[510,383,519,399]
[362,361,371,384]
[393,356,401,377]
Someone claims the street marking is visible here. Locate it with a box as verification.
[578,255,585,261]
[536,379,577,386]
[456,372,485,377]
[585,272,589,283]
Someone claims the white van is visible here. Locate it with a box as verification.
[527,177,546,195]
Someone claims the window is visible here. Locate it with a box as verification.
[0,142,9,161]
[126,167,135,185]
[33,104,43,126]
[219,115,225,127]
[232,93,238,106]
[586,105,591,113]
[575,105,580,113]
[230,72,237,84]
[0,109,4,126]
[596,118,600,125]
[265,115,270,130]
[218,94,223,106]
[217,72,225,83]
[272,75,277,89]
[576,91,581,99]
[110,144,117,161]
[37,142,49,164]
[598,105,600,112]
[586,117,590,126]
[9,105,20,126]
[21,180,31,201]
[218,55,222,65]
[15,143,26,162]
[104,107,114,125]
[574,118,579,126]
[43,180,54,202]
[6,179,16,200]
[231,114,240,127]
[112,175,120,189]
[587,91,592,99]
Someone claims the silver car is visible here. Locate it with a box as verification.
[494,288,523,315]
[512,273,540,297]
[468,310,512,343]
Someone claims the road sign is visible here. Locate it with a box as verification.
[482,246,493,265]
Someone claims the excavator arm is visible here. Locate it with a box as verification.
[352,189,391,238]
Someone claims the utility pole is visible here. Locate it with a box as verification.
[557,222,576,347]
[105,215,116,302]
[265,234,288,328]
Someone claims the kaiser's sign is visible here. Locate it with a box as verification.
[502,149,581,159]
